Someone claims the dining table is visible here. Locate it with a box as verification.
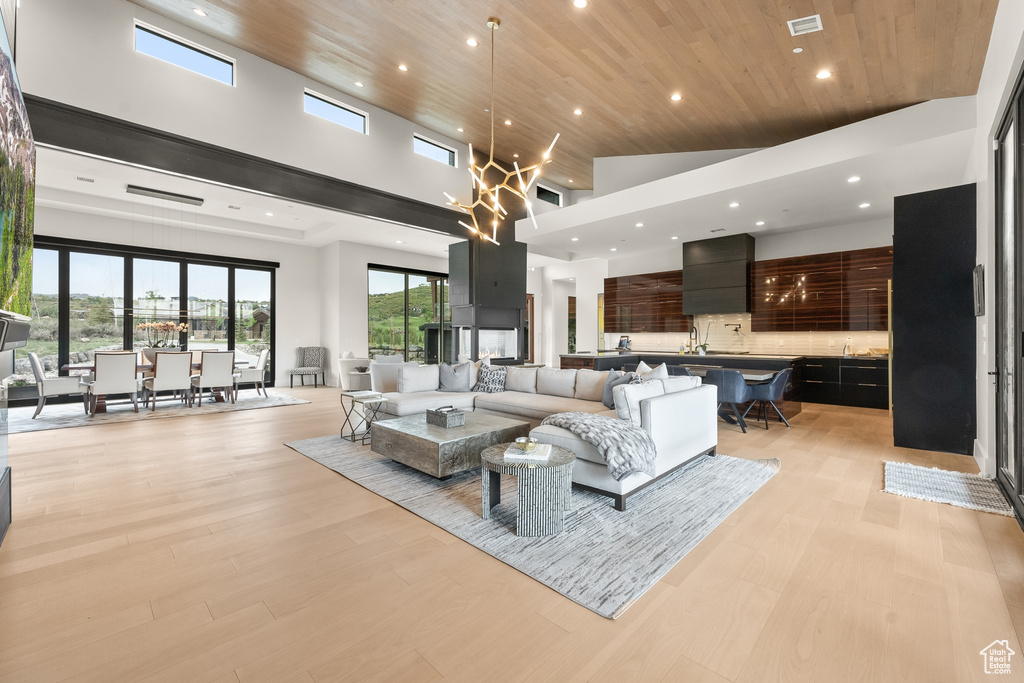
[61,360,255,413]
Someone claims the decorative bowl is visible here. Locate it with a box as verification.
[354,366,368,373]
[514,436,538,451]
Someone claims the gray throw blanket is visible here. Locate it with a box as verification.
[540,412,657,481]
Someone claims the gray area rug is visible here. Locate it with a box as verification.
[286,435,780,618]
[883,461,1013,516]
[8,389,309,433]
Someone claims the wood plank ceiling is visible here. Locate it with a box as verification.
[128,0,999,190]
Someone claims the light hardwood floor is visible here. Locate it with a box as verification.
[0,389,1022,682]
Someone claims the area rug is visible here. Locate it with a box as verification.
[8,389,309,434]
[286,435,780,619]
[883,461,1013,516]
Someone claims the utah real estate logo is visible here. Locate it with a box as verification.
[980,640,1015,675]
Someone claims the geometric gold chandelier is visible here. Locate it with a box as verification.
[444,17,559,246]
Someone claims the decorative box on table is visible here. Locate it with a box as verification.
[426,406,465,428]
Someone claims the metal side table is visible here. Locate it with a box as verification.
[340,391,387,445]
[480,443,575,537]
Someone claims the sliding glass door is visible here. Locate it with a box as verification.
[368,267,449,363]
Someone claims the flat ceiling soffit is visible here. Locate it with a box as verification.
[518,97,977,257]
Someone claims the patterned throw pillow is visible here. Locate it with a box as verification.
[472,364,507,393]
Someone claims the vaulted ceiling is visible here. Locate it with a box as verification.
[128,0,998,190]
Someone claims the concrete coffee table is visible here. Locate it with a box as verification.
[480,443,576,537]
[370,412,530,479]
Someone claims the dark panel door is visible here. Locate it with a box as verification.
[892,183,977,455]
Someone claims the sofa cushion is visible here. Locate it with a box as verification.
[370,361,420,393]
[505,366,537,393]
[662,376,702,393]
[537,367,577,398]
[574,368,608,402]
[383,390,478,416]
[397,364,440,393]
[473,364,507,393]
[602,370,633,408]
[473,391,608,421]
[439,362,472,392]
[613,381,666,426]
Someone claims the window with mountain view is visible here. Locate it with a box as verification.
[368,267,449,364]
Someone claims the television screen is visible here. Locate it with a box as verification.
[0,7,32,317]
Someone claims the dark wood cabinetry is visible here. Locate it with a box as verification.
[752,246,892,332]
[604,270,691,333]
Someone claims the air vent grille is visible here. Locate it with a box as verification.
[787,14,823,36]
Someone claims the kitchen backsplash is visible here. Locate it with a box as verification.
[602,313,889,356]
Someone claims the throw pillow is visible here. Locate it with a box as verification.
[472,364,507,393]
[634,360,652,375]
[602,370,634,408]
[438,362,472,392]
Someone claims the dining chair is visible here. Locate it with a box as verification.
[191,350,236,406]
[233,348,270,400]
[84,352,142,416]
[743,368,793,429]
[142,351,194,411]
[703,368,754,433]
[27,352,87,419]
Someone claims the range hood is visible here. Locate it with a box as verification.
[682,234,755,314]
[0,309,30,352]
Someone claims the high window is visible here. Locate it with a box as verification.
[413,135,456,167]
[134,23,234,85]
[304,90,367,134]
[536,185,563,207]
[11,237,276,397]
[368,267,449,364]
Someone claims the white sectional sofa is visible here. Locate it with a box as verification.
[371,361,719,511]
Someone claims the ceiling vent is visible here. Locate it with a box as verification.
[787,14,823,36]
[126,184,204,206]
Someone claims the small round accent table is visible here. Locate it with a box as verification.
[480,443,576,537]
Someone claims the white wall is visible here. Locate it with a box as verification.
[17,0,472,208]
[35,205,322,386]
[320,240,448,386]
[594,148,761,197]
[533,259,607,366]
[755,220,892,260]
[967,0,1024,476]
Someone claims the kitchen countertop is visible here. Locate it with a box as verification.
[561,352,808,361]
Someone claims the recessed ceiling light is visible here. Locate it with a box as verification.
[756,221,765,226]
[816,70,831,79]
[729,201,740,208]
[192,7,207,16]
[671,236,679,240]
[848,176,861,183]
[571,237,579,241]
[610,248,617,252]
[265,212,274,216]
[398,64,409,72]
[573,0,588,7]
[568,179,574,183]
[573,108,583,115]
[793,47,803,53]
[457,127,464,132]
[354,81,364,87]
[396,240,404,244]
[467,38,479,47]
[530,267,536,271]
[859,202,871,208]
[504,120,512,125]
[670,93,682,101]
[513,153,519,158]
[635,223,644,227]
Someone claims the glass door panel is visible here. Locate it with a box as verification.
[234,269,271,368]
[368,270,406,358]
[187,264,228,352]
[999,122,1017,486]
[69,252,125,375]
[133,258,181,350]
[15,248,58,381]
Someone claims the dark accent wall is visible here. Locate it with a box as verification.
[682,234,755,314]
[892,183,977,455]
[24,95,465,237]
[449,239,527,329]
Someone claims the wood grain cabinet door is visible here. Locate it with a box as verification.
[842,246,893,331]
[792,253,843,331]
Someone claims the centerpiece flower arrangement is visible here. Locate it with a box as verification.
[137,321,189,348]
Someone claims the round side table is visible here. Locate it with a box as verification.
[480,443,575,537]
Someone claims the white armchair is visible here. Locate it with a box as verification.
[27,352,86,419]
[234,348,270,399]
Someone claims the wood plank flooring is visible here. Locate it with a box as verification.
[0,391,1021,682]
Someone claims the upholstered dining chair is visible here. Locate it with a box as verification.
[84,352,142,416]
[743,368,793,429]
[233,348,270,400]
[702,368,754,433]
[191,350,236,406]
[142,351,194,411]
[27,352,86,419]
[288,346,326,387]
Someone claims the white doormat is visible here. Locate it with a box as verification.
[883,461,1013,517]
